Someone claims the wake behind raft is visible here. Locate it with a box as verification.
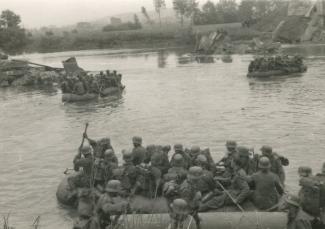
[56,173,287,229]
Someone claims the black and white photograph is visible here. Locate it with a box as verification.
[0,0,324,228]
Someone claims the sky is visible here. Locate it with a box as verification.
[0,0,212,28]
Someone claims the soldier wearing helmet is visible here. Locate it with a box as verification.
[311,162,325,225]
[69,144,93,189]
[285,195,312,229]
[248,157,284,210]
[83,132,115,159]
[131,136,146,166]
[93,149,119,188]
[170,144,191,169]
[236,146,256,175]
[112,150,143,196]
[260,145,285,184]
[217,140,238,173]
[169,199,190,229]
[96,180,129,229]
[179,166,205,229]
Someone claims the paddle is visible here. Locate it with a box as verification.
[215,179,245,212]
[79,122,89,150]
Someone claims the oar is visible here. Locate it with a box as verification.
[215,179,245,212]
[79,122,89,149]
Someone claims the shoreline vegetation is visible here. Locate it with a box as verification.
[0,0,292,55]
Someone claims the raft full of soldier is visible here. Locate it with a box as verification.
[56,124,325,229]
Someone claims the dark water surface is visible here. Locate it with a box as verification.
[1,46,325,228]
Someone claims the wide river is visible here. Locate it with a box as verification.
[1,46,325,228]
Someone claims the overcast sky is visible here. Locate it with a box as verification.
[0,0,212,28]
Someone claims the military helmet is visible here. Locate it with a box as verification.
[173,154,184,166]
[298,166,312,177]
[132,136,142,145]
[122,149,133,160]
[100,137,110,144]
[237,146,250,157]
[188,166,203,179]
[196,154,207,163]
[146,144,156,152]
[172,199,189,214]
[174,143,183,151]
[190,146,201,154]
[259,157,271,169]
[105,180,122,193]
[81,145,92,155]
[285,195,300,208]
[226,140,237,148]
[260,145,272,154]
[162,145,171,152]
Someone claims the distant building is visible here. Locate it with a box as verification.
[110,17,122,26]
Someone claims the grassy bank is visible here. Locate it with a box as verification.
[25,23,263,54]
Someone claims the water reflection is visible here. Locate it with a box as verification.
[157,50,168,68]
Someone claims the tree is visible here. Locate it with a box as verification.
[141,6,153,25]
[0,10,21,28]
[0,10,27,54]
[133,14,142,29]
[153,0,166,26]
[173,0,198,26]
[215,0,238,23]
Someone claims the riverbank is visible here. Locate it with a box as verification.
[24,24,263,54]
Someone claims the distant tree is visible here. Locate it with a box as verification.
[72,29,78,34]
[173,0,198,26]
[153,0,166,26]
[133,14,142,29]
[215,0,239,23]
[201,1,222,24]
[0,10,27,54]
[0,10,21,28]
[238,0,255,23]
[141,6,153,25]
[45,30,54,36]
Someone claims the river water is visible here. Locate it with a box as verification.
[1,46,325,228]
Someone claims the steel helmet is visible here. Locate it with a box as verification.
[190,146,201,155]
[237,146,250,157]
[226,140,237,148]
[122,149,133,161]
[81,145,92,155]
[196,154,207,163]
[132,136,142,144]
[259,156,271,169]
[188,166,203,180]
[172,199,189,214]
[174,143,183,151]
[298,166,312,177]
[260,145,272,154]
[104,149,114,157]
[105,180,122,193]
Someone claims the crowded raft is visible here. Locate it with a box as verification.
[60,57,124,102]
[247,55,307,78]
[56,124,325,229]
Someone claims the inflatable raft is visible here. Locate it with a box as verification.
[247,65,307,78]
[62,93,98,102]
[100,87,123,97]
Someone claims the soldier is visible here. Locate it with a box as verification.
[96,180,129,229]
[260,145,285,184]
[69,145,93,189]
[150,148,170,175]
[200,158,250,211]
[313,163,325,226]
[298,166,320,219]
[249,157,284,210]
[162,145,171,155]
[236,146,255,175]
[188,146,201,166]
[73,188,99,229]
[131,136,146,166]
[93,149,118,189]
[218,140,237,167]
[84,133,114,159]
[179,166,205,229]
[195,154,212,176]
[285,195,312,229]
[73,77,86,95]
[170,144,191,169]
[169,199,191,229]
[112,150,143,196]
